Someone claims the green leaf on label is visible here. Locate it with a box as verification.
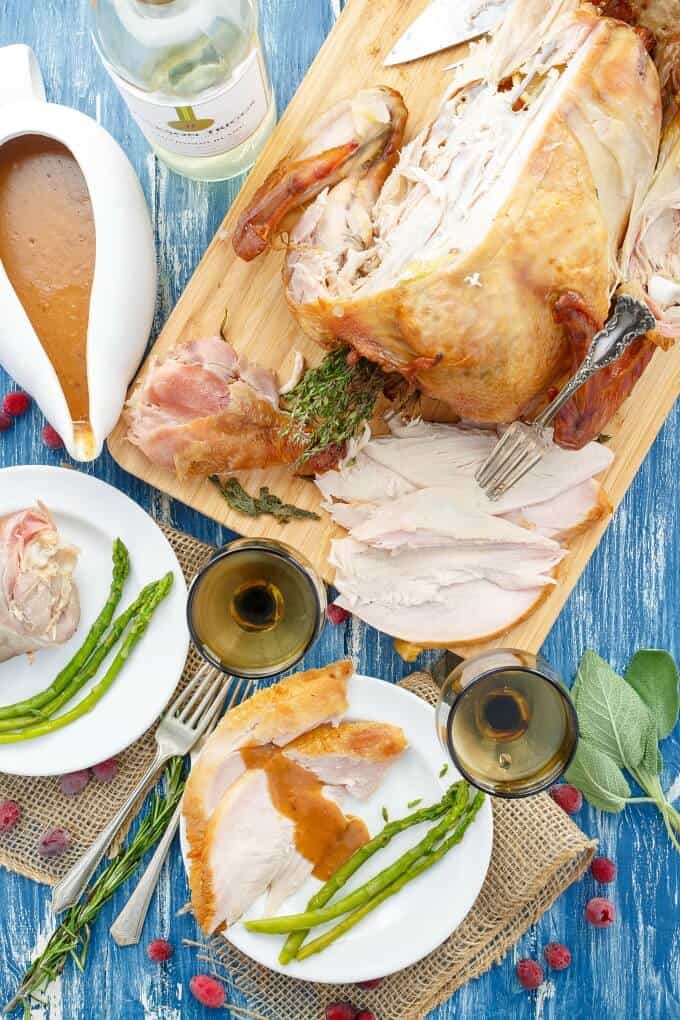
[624,650,680,740]
[565,739,632,813]
[572,651,654,771]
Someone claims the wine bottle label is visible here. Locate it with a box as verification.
[111,49,269,158]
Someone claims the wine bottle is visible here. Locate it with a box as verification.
[90,0,276,181]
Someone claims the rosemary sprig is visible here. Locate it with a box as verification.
[282,348,387,464]
[6,758,186,1015]
[210,476,320,523]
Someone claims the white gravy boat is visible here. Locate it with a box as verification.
[0,45,157,461]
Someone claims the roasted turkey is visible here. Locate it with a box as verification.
[234,0,680,449]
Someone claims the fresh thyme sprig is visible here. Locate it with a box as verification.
[282,348,387,464]
[6,758,186,1016]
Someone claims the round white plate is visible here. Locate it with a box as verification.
[0,466,189,776]
[181,673,493,984]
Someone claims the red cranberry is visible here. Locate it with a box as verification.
[189,975,226,1009]
[543,942,571,970]
[585,897,616,928]
[590,856,617,883]
[516,958,544,989]
[38,826,72,858]
[0,412,13,432]
[325,1004,357,1020]
[0,799,21,832]
[92,758,118,782]
[147,938,174,963]
[41,424,64,450]
[326,603,350,625]
[549,783,582,814]
[59,770,90,797]
[2,391,31,416]
[356,1012,376,1020]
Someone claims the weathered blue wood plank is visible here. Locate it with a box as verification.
[0,2,678,1018]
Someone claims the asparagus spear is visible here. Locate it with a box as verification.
[279,781,466,965]
[0,581,159,733]
[295,792,485,961]
[0,573,173,743]
[0,538,131,721]
[245,782,470,935]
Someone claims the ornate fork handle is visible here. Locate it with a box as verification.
[535,295,656,429]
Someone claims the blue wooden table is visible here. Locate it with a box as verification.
[0,3,678,1018]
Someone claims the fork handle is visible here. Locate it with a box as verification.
[109,797,183,946]
[51,747,169,915]
[536,295,656,428]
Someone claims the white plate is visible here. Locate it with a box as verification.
[0,466,189,776]
[180,673,493,984]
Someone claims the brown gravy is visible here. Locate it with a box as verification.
[241,745,369,881]
[0,134,95,425]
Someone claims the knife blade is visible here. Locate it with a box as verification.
[384,0,514,67]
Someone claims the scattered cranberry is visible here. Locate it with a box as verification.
[0,799,21,832]
[92,758,118,782]
[147,938,174,963]
[326,1004,356,1020]
[585,897,616,928]
[590,856,617,884]
[516,959,544,990]
[358,978,383,990]
[356,1012,376,1020]
[549,783,582,815]
[326,603,350,625]
[38,826,72,858]
[189,975,226,1009]
[59,770,90,797]
[0,412,12,432]
[41,424,64,450]
[2,391,31,416]
[544,942,571,970]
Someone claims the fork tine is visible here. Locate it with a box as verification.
[194,676,256,739]
[489,448,543,499]
[174,663,219,721]
[485,442,533,496]
[475,427,524,486]
[183,669,224,727]
[168,661,214,717]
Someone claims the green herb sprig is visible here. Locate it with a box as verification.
[565,649,680,851]
[6,758,186,1016]
[211,476,319,523]
[282,348,387,464]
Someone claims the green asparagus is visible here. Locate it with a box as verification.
[0,573,173,743]
[246,782,470,935]
[0,581,159,734]
[0,538,130,721]
[279,781,466,965]
[295,792,485,961]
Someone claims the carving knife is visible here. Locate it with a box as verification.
[384,0,515,67]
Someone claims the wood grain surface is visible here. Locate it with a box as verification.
[107,0,680,662]
[0,3,678,1020]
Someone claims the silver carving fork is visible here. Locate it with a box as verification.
[51,662,228,915]
[475,296,656,500]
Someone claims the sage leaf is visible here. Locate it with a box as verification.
[625,650,680,740]
[572,651,654,771]
[565,739,632,813]
[641,725,662,777]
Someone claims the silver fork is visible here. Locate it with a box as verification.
[475,295,656,500]
[109,676,254,947]
[51,662,226,915]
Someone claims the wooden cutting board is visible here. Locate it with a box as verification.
[108,0,680,656]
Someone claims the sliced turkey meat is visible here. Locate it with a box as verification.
[503,478,613,541]
[283,721,408,799]
[0,505,80,663]
[235,2,671,445]
[183,661,352,926]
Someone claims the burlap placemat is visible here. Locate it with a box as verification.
[202,673,597,1020]
[0,525,213,884]
[0,525,597,1020]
